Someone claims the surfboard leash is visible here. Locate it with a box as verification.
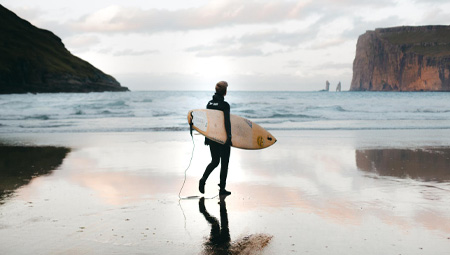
[178,115,195,199]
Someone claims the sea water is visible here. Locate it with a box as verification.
[1,91,450,133]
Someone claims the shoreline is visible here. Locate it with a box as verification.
[2,128,450,146]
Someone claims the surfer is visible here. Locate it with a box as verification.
[199,81,232,196]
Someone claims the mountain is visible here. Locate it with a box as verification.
[0,4,128,94]
[350,26,450,91]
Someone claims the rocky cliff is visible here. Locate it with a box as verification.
[0,5,128,94]
[351,26,450,91]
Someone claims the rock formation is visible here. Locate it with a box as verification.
[351,26,450,91]
[356,148,450,182]
[0,4,128,94]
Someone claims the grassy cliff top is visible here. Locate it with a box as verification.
[375,26,450,57]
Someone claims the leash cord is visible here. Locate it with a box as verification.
[178,129,195,199]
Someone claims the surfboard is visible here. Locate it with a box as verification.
[187,109,276,150]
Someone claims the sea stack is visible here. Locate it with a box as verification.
[0,4,129,94]
[350,26,450,91]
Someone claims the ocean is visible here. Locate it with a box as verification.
[1,91,450,133]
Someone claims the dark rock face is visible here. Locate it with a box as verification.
[351,26,450,91]
[0,4,129,94]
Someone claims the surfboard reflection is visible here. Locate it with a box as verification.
[356,148,450,182]
[199,196,272,255]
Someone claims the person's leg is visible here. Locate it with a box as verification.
[200,142,220,193]
[218,145,231,195]
[204,142,221,180]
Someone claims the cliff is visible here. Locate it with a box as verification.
[350,26,450,91]
[0,5,129,94]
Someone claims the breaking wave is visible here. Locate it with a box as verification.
[1,91,450,133]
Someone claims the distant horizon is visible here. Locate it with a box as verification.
[3,0,450,91]
[125,89,348,92]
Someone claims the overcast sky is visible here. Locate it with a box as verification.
[3,0,450,91]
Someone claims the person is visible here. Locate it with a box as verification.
[199,81,232,196]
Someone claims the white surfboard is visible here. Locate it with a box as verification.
[187,109,276,150]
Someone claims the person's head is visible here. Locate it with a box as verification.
[215,81,228,96]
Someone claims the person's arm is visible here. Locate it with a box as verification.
[224,103,232,145]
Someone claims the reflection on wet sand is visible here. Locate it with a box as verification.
[0,145,70,203]
[199,196,272,255]
[356,148,450,182]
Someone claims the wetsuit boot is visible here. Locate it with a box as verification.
[218,184,231,196]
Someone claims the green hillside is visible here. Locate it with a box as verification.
[378,26,450,57]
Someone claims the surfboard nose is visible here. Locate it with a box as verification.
[266,134,277,147]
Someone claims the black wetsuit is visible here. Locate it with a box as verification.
[202,93,232,190]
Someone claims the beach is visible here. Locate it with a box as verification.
[1,129,449,254]
[2,0,450,253]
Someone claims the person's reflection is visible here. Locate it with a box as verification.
[199,196,231,254]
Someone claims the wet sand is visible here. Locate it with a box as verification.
[1,130,450,254]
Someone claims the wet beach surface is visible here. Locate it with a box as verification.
[0,130,449,254]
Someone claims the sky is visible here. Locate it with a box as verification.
[2,0,450,91]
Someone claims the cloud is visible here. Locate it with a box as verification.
[284,60,302,68]
[316,62,352,70]
[8,6,43,21]
[240,28,319,47]
[96,48,160,56]
[309,38,347,50]
[64,35,100,49]
[70,1,310,33]
[65,0,398,35]
[186,36,265,57]
[420,6,450,25]
[186,27,320,57]
[342,15,404,39]
[113,49,159,56]
[176,0,397,58]
[186,39,266,57]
